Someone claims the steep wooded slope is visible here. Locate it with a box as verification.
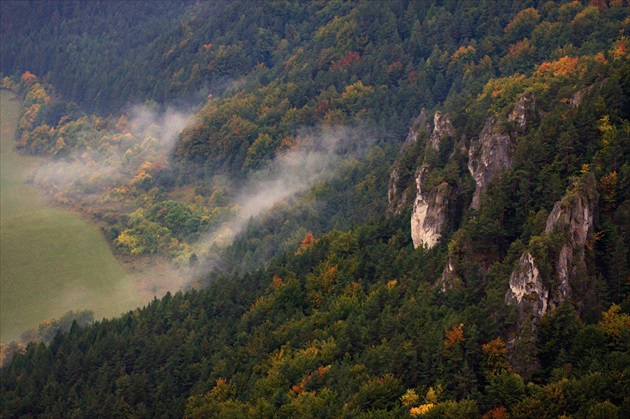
[1,1,629,418]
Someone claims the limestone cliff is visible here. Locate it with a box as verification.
[402,108,431,149]
[506,252,549,320]
[508,91,535,133]
[570,85,592,108]
[544,176,596,308]
[387,167,411,215]
[468,92,534,210]
[467,117,512,210]
[387,109,465,249]
[388,110,455,224]
[438,93,536,290]
[409,110,455,249]
[387,109,432,215]
[429,111,455,150]
[411,167,450,249]
[505,174,597,322]
[569,81,604,108]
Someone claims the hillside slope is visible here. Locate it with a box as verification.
[1,1,629,417]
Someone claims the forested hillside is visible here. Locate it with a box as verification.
[1,0,629,417]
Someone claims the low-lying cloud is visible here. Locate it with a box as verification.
[29,104,375,291]
[126,104,195,150]
[192,124,375,268]
[32,104,196,190]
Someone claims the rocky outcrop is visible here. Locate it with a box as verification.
[570,86,591,108]
[467,117,512,210]
[411,167,450,249]
[506,252,549,320]
[429,111,455,150]
[389,110,456,222]
[569,82,603,108]
[545,179,595,306]
[389,109,459,248]
[387,108,431,214]
[468,92,534,210]
[408,111,456,248]
[436,256,463,291]
[508,91,535,133]
[402,108,431,149]
[387,109,432,215]
[505,174,597,322]
[387,167,410,215]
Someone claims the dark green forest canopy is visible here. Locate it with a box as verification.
[1,0,196,112]
[5,0,622,140]
[1,0,630,417]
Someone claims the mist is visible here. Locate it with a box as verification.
[126,104,195,150]
[27,104,197,299]
[29,100,375,293]
[192,124,375,270]
[32,104,196,191]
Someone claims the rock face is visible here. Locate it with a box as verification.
[388,109,456,238]
[409,110,455,249]
[506,252,549,319]
[437,255,463,291]
[569,83,600,108]
[388,109,432,215]
[545,182,595,304]
[467,117,512,210]
[570,87,590,108]
[411,167,450,249]
[387,167,409,215]
[429,111,455,150]
[467,92,534,210]
[402,108,431,149]
[505,175,597,322]
[508,91,535,133]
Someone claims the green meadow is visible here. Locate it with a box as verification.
[0,90,144,343]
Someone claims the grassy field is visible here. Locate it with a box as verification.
[0,90,145,343]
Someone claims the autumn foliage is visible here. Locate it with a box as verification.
[2,1,629,417]
[444,324,465,351]
[482,338,511,375]
[535,56,581,78]
[297,231,315,254]
[331,51,362,71]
